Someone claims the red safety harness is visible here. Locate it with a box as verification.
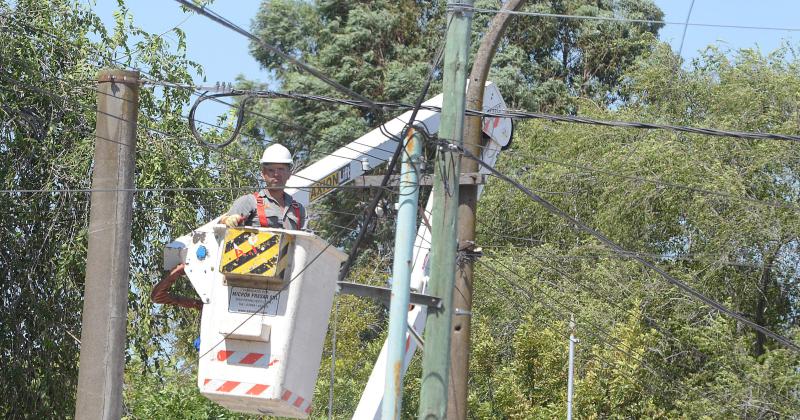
[253,192,302,229]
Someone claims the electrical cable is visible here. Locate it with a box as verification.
[514,246,800,410]
[187,91,253,148]
[520,155,800,211]
[167,79,399,171]
[176,88,800,143]
[442,139,800,353]
[678,0,697,56]
[479,255,796,414]
[480,245,777,269]
[452,4,800,32]
[174,0,380,117]
[476,258,703,401]
[488,256,793,413]
[165,112,398,179]
[0,76,401,196]
[0,184,393,195]
[337,14,451,282]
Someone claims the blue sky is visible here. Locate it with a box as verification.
[87,0,800,120]
[90,1,800,82]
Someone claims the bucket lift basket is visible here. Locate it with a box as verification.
[166,225,346,418]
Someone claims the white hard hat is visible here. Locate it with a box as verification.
[260,143,293,165]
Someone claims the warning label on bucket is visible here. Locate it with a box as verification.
[228,287,280,315]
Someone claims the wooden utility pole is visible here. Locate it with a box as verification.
[448,1,525,418]
[74,69,139,420]
[418,1,474,419]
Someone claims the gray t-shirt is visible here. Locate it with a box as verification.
[226,190,306,230]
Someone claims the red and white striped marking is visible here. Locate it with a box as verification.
[203,378,271,396]
[281,389,313,415]
[215,350,279,368]
[483,116,502,132]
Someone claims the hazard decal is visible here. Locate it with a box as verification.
[219,228,294,287]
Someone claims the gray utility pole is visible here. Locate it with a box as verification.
[74,69,139,420]
[567,316,578,420]
[448,1,525,418]
[418,1,474,419]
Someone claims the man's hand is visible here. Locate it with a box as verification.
[222,214,244,228]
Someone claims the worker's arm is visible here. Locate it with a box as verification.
[151,263,203,310]
[220,214,245,227]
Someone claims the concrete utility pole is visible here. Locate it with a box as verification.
[418,1,474,419]
[448,1,525,418]
[74,69,139,420]
[384,130,423,419]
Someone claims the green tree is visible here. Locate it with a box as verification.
[1,0,254,417]
[247,0,664,155]
[472,43,800,416]
[237,0,667,417]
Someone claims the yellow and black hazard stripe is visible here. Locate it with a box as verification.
[223,229,258,254]
[248,238,292,279]
[276,239,292,279]
[220,229,281,276]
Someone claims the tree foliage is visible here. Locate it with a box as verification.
[247,0,664,156]
[472,43,800,417]
[1,0,253,417]
[4,0,798,418]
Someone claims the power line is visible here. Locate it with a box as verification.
[337,13,451,283]
[173,0,379,114]
[137,74,399,170]
[114,13,193,63]
[0,184,392,195]
[678,0,697,56]
[141,75,800,146]
[475,258,709,403]
[482,247,799,411]
[476,257,792,416]
[455,5,800,32]
[474,267,671,401]
[480,244,779,270]
[518,155,800,211]
[174,88,800,143]
[442,139,800,354]
[182,90,397,162]
[1,72,402,197]
[138,74,401,168]
[10,3,800,146]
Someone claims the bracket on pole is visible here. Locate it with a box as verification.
[337,281,442,309]
[353,172,486,187]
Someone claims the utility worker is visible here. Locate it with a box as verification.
[221,143,306,230]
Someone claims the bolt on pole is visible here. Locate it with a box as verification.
[74,69,139,420]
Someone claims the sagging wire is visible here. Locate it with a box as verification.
[181,85,399,171]
[187,92,254,149]
[174,0,381,119]
[336,14,452,282]
[438,138,800,354]
[180,88,800,144]
[476,258,739,409]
